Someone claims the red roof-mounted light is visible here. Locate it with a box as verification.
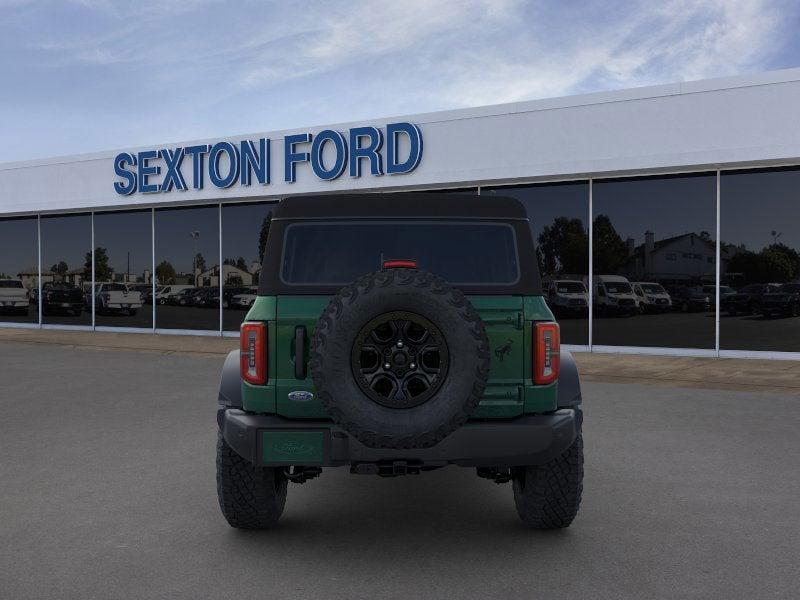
[382,259,418,269]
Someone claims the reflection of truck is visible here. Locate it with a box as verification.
[38,282,84,316]
[589,275,638,316]
[545,280,588,316]
[0,279,30,315]
[155,285,193,305]
[90,283,142,315]
[631,282,671,313]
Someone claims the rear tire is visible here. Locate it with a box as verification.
[512,433,584,529]
[216,431,287,529]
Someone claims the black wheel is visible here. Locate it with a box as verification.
[681,301,689,313]
[216,431,287,529]
[310,268,490,449]
[512,433,584,529]
[128,308,137,316]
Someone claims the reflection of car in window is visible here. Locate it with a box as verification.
[725,283,780,316]
[156,285,194,305]
[759,283,800,318]
[631,282,672,313]
[666,286,711,313]
[229,287,258,310]
[544,279,588,317]
[0,279,30,315]
[215,194,584,530]
[591,275,638,316]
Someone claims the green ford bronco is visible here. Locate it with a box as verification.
[216,193,583,529]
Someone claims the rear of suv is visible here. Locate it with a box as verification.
[216,194,584,529]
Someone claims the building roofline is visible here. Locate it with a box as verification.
[3,67,800,171]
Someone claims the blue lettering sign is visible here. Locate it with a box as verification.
[113,123,421,194]
[349,126,384,178]
[311,130,347,181]
[387,122,423,175]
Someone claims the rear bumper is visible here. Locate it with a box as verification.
[218,408,580,468]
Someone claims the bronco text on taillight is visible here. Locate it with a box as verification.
[533,322,560,385]
[240,321,267,385]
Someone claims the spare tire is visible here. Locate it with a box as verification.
[310,268,490,449]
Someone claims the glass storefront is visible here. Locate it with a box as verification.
[221,202,275,331]
[40,213,92,326]
[592,174,717,349]
[0,217,38,324]
[155,205,220,331]
[720,168,800,352]
[1,167,799,355]
[483,182,590,346]
[93,210,153,329]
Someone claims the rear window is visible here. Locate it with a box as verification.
[0,280,23,288]
[281,221,520,285]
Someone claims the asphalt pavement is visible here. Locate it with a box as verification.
[0,342,798,600]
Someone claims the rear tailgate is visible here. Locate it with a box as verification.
[271,295,526,419]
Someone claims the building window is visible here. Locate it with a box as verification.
[0,217,38,324]
[154,205,220,331]
[721,167,800,352]
[592,173,716,349]
[40,214,92,326]
[483,182,589,346]
[93,210,153,329]
[221,202,276,331]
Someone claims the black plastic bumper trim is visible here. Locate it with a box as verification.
[218,408,579,468]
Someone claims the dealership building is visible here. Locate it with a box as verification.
[2,68,800,359]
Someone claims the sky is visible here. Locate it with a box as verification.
[1,0,799,163]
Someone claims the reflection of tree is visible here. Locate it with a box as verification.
[156,261,177,284]
[223,256,249,273]
[194,253,206,273]
[728,243,800,284]
[536,217,588,276]
[592,215,628,274]
[257,212,272,264]
[84,247,113,282]
[51,261,68,275]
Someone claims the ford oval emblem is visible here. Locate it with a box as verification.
[288,390,314,402]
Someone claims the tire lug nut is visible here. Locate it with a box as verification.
[396,341,404,348]
[410,363,416,369]
[384,363,391,369]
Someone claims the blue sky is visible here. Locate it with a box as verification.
[1,0,799,163]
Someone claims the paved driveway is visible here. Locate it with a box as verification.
[0,342,797,599]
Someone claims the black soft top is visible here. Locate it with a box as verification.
[270,193,529,221]
[259,193,541,296]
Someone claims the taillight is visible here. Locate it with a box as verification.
[533,322,560,385]
[240,321,267,385]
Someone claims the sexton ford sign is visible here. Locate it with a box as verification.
[112,122,423,195]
